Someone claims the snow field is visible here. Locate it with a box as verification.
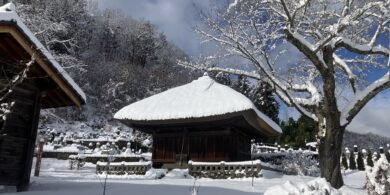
[0,158,367,195]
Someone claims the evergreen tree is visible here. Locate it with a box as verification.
[278,116,317,148]
[214,72,231,86]
[231,75,280,124]
[367,149,374,167]
[211,73,281,125]
[341,153,348,170]
[356,151,365,171]
[349,152,356,170]
[386,151,390,163]
[232,75,251,96]
[251,82,279,124]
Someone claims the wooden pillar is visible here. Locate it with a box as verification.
[151,131,155,161]
[34,139,44,176]
[179,128,187,166]
[17,91,41,192]
[186,129,190,163]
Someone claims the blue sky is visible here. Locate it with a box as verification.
[98,0,390,138]
[97,0,209,55]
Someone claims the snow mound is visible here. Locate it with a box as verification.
[144,168,167,179]
[114,75,281,133]
[164,169,192,179]
[264,178,342,195]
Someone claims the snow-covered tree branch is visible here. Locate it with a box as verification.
[0,57,34,122]
[179,0,390,188]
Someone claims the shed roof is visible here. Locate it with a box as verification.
[0,3,86,107]
[114,74,281,136]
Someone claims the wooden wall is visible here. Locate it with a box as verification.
[151,128,251,167]
[0,84,41,191]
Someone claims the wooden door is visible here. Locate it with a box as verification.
[152,135,176,163]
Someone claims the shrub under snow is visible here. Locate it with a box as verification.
[164,169,192,179]
[275,151,320,177]
[366,157,390,195]
[264,178,342,195]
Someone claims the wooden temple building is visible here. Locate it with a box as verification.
[0,3,86,191]
[115,73,281,168]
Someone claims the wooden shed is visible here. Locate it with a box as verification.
[115,74,281,168]
[0,3,86,191]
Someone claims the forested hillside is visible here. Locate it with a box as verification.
[10,0,283,142]
[13,0,198,128]
[343,131,390,151]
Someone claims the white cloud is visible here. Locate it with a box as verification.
[347,89,390,137]
[96,0,214,55]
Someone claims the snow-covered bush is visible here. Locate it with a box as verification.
[385,151,390,163]
[357,151,365,171]
[366,157,390,195]
[144,168,167,179]
[264,178,342,195]
[349,153,357,170]
[341,153,348,170]
[165,169,191,179]
[367,150,375,167]
[375,152,381,161]
[276,151,319,177]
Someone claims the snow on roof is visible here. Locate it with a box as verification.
[0,3,86,102]
[114,74,281,133]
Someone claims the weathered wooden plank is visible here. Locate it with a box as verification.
[0,160,24,169]
[17,91,41,192]
[1,125,31,137]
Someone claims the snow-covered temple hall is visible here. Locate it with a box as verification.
[115,73,281,168]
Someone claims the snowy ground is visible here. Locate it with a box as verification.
[0,158,367,195]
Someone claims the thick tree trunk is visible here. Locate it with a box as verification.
[319,45,345,188]
[318,123,345,189]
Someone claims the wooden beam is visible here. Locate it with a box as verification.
[0,25,82,107]
[3,35,29,59]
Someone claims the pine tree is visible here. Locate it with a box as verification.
[367,149,374,167]
[251,81,280,124]
[386,151,390,163]
[341,153,348,170]
[349,153,356,170]
[218,74,280,124]
[356,151,365,171]
[278,116,317,149]
[232,75,251,96]
[214,72,231,86]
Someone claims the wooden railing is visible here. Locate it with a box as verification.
[188,160,261,179]
[96,161,151,175]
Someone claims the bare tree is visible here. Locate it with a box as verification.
[189,179,200,195]
[179,0,390,188]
